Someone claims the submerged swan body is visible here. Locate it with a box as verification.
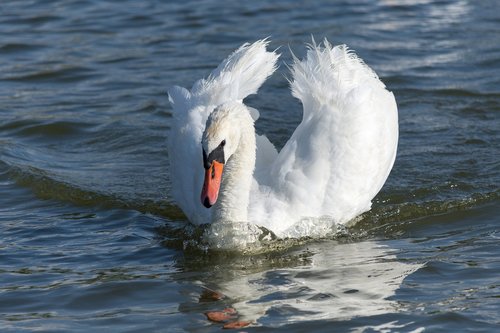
[168,39,398,239]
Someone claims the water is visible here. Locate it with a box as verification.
[1,0,499,331]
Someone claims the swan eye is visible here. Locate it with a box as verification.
[220,140,226,147]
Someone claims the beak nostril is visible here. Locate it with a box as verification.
[211,166,215,179]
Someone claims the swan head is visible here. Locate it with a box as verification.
[200,102,248,208]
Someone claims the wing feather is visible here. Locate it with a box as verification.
[167,40,279,224]
[268,39,398,227]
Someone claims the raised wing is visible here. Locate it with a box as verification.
[167,40,279,224]
[269,39,398,225]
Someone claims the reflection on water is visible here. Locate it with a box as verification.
[178,240,422,327]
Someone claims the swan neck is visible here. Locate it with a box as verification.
[212,122,255,223]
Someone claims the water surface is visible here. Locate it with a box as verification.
[0,0,499,332]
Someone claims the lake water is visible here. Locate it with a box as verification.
[1,0,499,332]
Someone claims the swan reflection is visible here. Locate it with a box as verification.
[182,240,422,327]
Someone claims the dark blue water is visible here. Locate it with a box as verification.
[1,0,499,331]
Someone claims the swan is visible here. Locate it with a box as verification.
[167,39,398,243]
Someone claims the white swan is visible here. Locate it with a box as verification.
[167,39,398,241]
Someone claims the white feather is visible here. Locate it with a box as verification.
[168,38,398,243]
[259,39,398,235]
[167,39,279,225]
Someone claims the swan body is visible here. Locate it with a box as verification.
[168,39,398,240]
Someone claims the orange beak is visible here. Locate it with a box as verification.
[201,161,224,208]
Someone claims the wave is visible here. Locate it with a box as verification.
[352,191,499,238]
[4,65,97,83]
[1,160,184,220]
[1,158,497,253]
[158,190,499,253]
[0,120,93,140]
[0,43,45,53]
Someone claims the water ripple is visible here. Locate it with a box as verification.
[0,0,499,331]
